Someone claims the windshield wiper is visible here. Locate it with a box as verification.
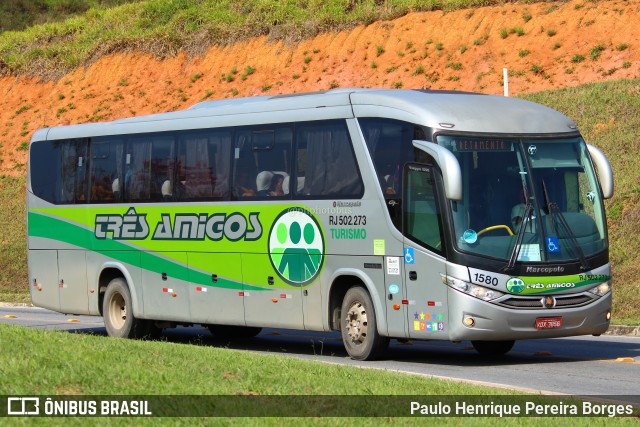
[502,202,533,273]
[542,180,590,271]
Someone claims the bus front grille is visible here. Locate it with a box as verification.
[497,294,595,309]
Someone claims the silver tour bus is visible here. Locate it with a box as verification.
[27,89,614,359]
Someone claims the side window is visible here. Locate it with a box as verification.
[232,126,292,199]
[90,138,123,203]
[31,138,88,204]
[295,120,363,198]
[403,164,444,254]
[176,129,231,201]
[30,140,57,204]
[360,118,426,229]
[149,136,176,201]
[59,139,88,204]
[123,137,152,202]
[360,118,426,197]
[232,129,257,199]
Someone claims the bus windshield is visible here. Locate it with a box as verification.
[436,135,607,263]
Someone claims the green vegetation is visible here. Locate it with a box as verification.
[0,0,136,32]
[2,324,637,426]
[473,34,488,46]
[0,176,28,303]
[590,43,606,61]
[0,0,536,81]
[221,67,238,83]
[445,62,462,70]
[529,64,543,74]
[241,65,255,80]
[571,54,586,63]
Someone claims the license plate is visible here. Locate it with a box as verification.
[535,317,563,329]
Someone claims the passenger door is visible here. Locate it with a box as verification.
[402,164,449,338]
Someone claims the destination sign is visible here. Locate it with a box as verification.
[455,139,513,152]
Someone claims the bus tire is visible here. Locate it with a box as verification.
[207,325,262,339]
[471,340,515,356]
[341,286,389,360]
[103,278,151,339]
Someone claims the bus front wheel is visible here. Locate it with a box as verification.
[103,278,155,339]
[471,340,515,356]
[341,286,389,361]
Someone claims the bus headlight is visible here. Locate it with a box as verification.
[444,275,504,301]
[588,282,611,297]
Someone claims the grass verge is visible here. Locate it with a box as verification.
[1,324,637,426]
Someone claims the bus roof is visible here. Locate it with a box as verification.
[34,88,577,141]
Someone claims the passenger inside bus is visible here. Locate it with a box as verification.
[256,171,288,196]
[268,173,285,196]
[91,176,114,201]
[234,170,257,198]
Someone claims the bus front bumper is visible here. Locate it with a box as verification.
[447,288,612,341]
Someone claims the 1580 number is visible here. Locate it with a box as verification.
[473,273,499,286]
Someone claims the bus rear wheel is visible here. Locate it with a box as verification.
[103,278,156,339]
[341,286,389,360]
[471,340,515,356]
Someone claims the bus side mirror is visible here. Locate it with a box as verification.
[412,140,462,201]
[587,144,614,199]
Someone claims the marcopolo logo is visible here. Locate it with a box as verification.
[506,277,525,294]
[268,209,325,286]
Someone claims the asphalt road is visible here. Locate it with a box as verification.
[2,305,639,405]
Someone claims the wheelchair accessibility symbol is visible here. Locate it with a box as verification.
[547,236,560,253]
[404,248,415,264]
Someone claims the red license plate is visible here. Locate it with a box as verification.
[535,317,563,329]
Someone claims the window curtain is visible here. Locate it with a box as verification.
[126,140,152,200]
[302,125,361,196]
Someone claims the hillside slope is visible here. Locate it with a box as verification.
[0,0,638,175]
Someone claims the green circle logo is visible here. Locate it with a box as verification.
[268,209,325,286]
[506,277,525,293]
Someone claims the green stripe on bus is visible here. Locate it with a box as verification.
[28,211,264,291]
